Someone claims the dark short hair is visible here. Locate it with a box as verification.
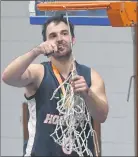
[42,14,75,41]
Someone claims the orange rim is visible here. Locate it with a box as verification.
[37,7,108,11]
[37,1,110,5]
[37,1,110,11]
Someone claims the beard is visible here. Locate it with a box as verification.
[52,41,72,61]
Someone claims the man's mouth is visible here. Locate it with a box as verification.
[58,45,65,51]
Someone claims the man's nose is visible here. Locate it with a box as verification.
[57,35,63,42]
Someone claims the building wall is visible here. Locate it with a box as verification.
[1,1,135,156]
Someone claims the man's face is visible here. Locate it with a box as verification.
[46,21,75,60]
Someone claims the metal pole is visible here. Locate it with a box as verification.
[132,24,138,156]
[135,24,138,157]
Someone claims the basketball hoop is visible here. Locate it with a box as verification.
[36,1,137,27]
[34,1,138,156]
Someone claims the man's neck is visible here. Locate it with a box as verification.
[51,56,75,78]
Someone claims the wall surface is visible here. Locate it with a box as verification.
[1,1,135,156]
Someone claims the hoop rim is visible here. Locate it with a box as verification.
[37,1,110,11]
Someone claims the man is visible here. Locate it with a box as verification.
[2,15,108,156]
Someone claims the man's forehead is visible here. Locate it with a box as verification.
[47,22,69,34]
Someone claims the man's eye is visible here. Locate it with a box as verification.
[51,34,56,38]
[63,32,68,35]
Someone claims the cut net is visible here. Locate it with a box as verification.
[50,67,97,156]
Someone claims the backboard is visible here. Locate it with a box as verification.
[29,0,110,26]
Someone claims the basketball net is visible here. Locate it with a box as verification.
[43,1,100,156]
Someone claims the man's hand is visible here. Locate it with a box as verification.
[71,75,89,97]
[36,41,58,57]
[70,69,109,123]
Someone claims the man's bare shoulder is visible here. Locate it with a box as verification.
[25,63,45,97]
[28,63,44,72]
[91,68,104,83]
[90,68,108,104]
[28,63,45,84]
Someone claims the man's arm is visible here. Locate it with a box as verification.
[84,69,109,123]
[2,41,57,88]
[2,49,41,87]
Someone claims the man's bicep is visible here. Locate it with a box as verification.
[17,64,39,87]
[19,68,34,87]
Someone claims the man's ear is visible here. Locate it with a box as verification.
[72,37,76,45]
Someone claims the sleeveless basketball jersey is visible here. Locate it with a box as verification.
[24,61,95,156]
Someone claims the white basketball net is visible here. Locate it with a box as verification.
[50,67,98,156]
